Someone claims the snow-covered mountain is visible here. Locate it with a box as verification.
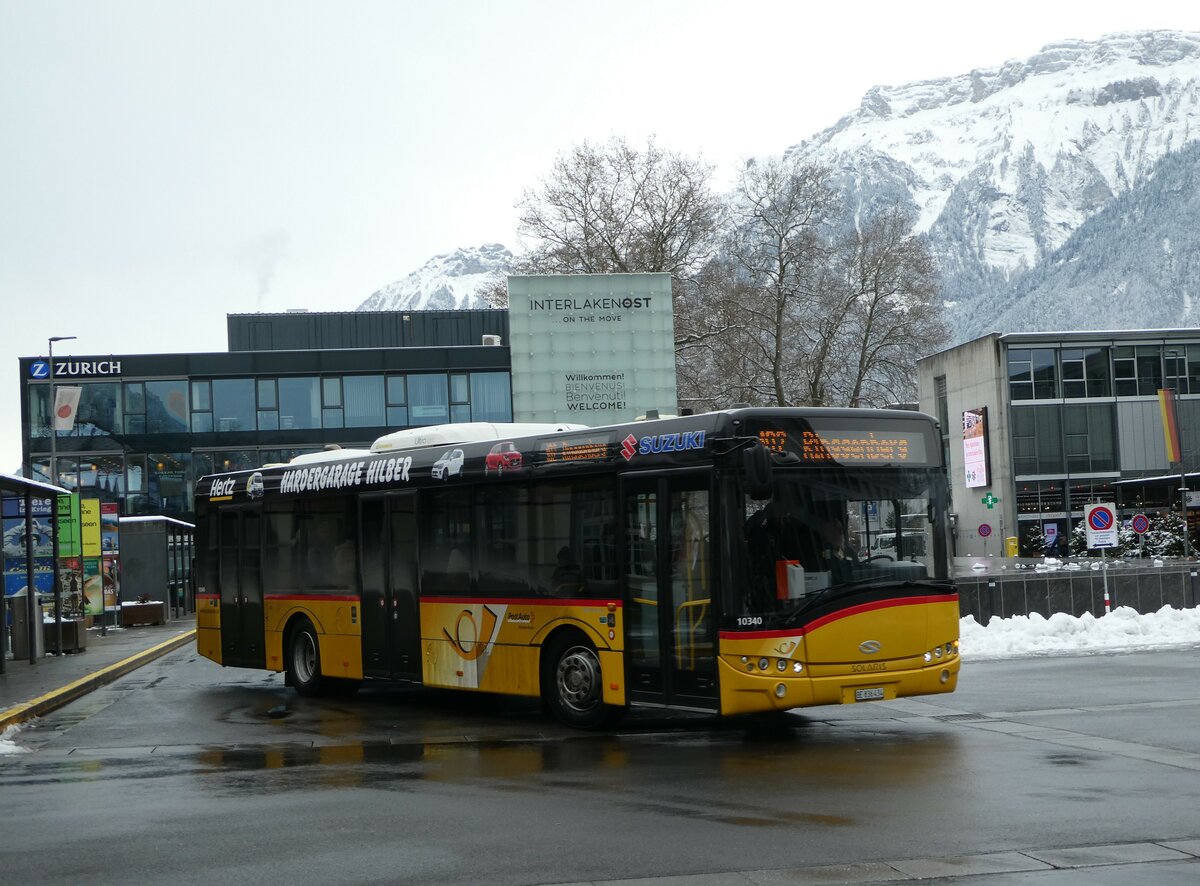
[356,243,512,311]
[786,30,1200,341]
[363,32,1200,341]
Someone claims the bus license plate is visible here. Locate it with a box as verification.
[854,687,885,702]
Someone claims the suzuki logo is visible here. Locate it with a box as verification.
[859,640,882,654]
[620,434,638,461]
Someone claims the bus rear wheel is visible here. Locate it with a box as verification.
[541,633,624,729]
[287,618,326,697]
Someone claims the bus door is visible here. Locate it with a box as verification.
[360,492,421,680]
[621,472,718,710]
[218,507,265,669]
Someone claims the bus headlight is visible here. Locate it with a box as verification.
[934,646,943,658]
[774,683,788,698]
[792,661,803,673]
[923,651,933,662]
[776,659,787,672]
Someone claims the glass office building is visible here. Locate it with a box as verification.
[918,329,1200,557]
[18,310,512,521]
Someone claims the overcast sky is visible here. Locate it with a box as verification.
[3,1,1198,474]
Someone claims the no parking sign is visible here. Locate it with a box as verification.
[1085,503,1118,549]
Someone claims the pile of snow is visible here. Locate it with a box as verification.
[1,725,30,756]
[961,605,1200,660]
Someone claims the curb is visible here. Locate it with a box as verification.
[0,628,196,731]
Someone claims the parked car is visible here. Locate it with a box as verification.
[432,449,465,480]
[868,531,927,559]
[485,441,522,475]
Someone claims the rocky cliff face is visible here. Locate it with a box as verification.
[786,30,1200,340]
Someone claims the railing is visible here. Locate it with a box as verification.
[953,557,1198,621]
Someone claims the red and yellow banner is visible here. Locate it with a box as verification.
[1158,388,1182,464]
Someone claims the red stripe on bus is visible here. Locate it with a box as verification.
[263,593,361,603]
[426,596,621,608]
[720,594,958,640]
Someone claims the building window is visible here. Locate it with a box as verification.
[1113,345,1166,397]
[257,377,280,431]
[191,380,213,432]
[409,374,449,426]
[344,375,385,428]
[322,377,344,428]
[211,379,255,432]
[277,377,320,430]
[1011,406,1063,475]
[1015,480,1064,515]
[1008,348,1057,400]
[1164,348,1190,395]
[146,380,189,433]
[470,372,512,423]
[386,375,408,427]
[1061,348,1111,398]
[1063,404,1116,473]
[450,372,471,423]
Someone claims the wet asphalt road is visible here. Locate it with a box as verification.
[1,646,1199,885]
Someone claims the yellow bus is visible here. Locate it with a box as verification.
[194,407,959,727]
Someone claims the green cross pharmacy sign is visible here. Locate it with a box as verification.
[981,493,1000,509]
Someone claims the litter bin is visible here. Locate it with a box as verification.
[10,592,46,659]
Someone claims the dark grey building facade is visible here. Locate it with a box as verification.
[19,310,513,521]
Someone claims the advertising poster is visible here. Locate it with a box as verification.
[60,555,84,614]
[100,502,119,553]
[102,554,120,610]
[81,498,101,558]
[962,407,990,489]
[82,558,104,616]
[507,274,677,425]
[57,493,81,557]
[2,494,55,597]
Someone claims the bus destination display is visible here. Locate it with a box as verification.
[756,427,928,465]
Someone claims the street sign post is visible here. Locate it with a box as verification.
[1086,502,1118,613]
[1085,503,1118,549]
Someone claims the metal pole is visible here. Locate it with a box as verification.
[51,495,62,656]
[24,489,38,664]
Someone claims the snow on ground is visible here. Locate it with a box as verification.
[961,605,1200,660]
[1,724,30,756]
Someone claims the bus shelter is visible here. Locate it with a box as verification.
[1,473,70,671]
[117,516,195,622]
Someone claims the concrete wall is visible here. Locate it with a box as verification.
[918,334,1012,556]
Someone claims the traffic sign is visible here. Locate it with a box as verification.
[1085,502,1118,549]
[1131,513,1150,534]
[978,523,992,538]
[981,493,999,509]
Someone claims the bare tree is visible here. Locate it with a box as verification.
[515,136,722,275]
[826,206,948,406]
[720,156,839,405]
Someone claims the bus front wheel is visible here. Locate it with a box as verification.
[541,632,624,729]
[287,618,326,697]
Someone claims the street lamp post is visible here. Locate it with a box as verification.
[47,335,77,486]
[47,336,76,655]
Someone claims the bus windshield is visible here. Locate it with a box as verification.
[732,466,949,625]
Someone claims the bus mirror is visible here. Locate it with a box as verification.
[743,443,774,500]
